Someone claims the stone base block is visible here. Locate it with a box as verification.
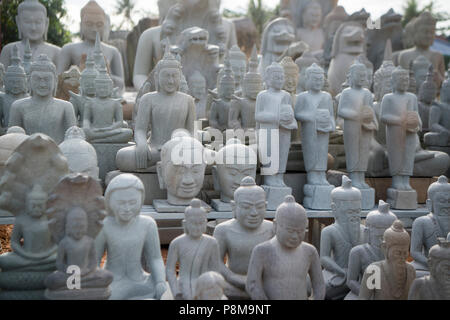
[387,188,418,210]
[359,187,375,210]
[367,177,436,204]
[303,184,334,210]
[153,199,211,213]
[92,143,134,181]
[45,287,111,300]
[211,199,232,212]
[262,185,292,211]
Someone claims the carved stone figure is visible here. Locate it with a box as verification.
[0,63,5,91]
[410,176,450,277]
[57,1,125,91]
[412,55,431,94]
[295,63,335,209]
[359,220,416,300]
[55,66,80,102]
[295,50,319,93]
[0,127,28,177]
[345,200,397,299]
[381,67,420,209]
[44,174,113,300]
[0,46,29,132]
[418,65,437,133]
[116,50,196,172]
[322,6,348,71]
[58,126,99,179]
[193,271,228,300]
[9,54,77,144]
[228,45,247,94]
[257,62,297,210]
[213,176,273,299]
[82,60,132,144]
[166,199,220,300]
[337,61,377,209]
[246,195,325,300]
[409,237,450,300]
[0,0,61,68]
[188,71,208,120]
[280,0,337,29]
[96,174,167,300]
[295,0,324,54]
[327,22,365,97]
[398,12,445,88]
[320,176,364,300]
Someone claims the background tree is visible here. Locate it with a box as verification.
[402,0,450,33]
[1,0,72,49]
[247,0,279,40]
[114,0,136,31]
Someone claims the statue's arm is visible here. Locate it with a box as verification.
[429,106,447,133]
[87,239,98,273]
[380,98,402,126]
[64,102,77,130]
[135,95,151,147]
[112,101,125,129]
[144,220,166,287]
[208,102,220,128]
[410,219,428,266]
[320,229,346,276]
[337,93,358,120]
[56,239,67,272]
[255,95,276,124]
[358,268,374,300]
[228,99,241,129]
[56,45,72,75]
[246,245,268,300]
[95,228,106,266]
[346,248,362,295]
[133,31,154,90]
[8,101,23,128]
[294,97,312,122]
[309,246,326,300]
[110,48,125,92]
[166,240,180,298]
[327,94,336,131]
[10,222,24,255]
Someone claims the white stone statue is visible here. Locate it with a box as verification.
[295,63,335,209]
[96,174,167,300]
[320,176,364,300]
[412,55,432,94]
[166,199,220,300]
[213,176,273,299]
[228,45,247,95]
[295,50,319,93]
[193,271,228,300]
[418,65,437,133]
[0,0,61,68]
[295,0,325,55]
[345,200,397,299]
[57,0,125,91]
[381,67,421,209]
[188,71,208,120]
[359,220,416,300]
[246,195,325,300]
[337,61,377,209]
[8,54,77,144]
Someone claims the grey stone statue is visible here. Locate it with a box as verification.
[246,195,325,300]
[320,176,364,300]
[96,174,167,300]
[418,65,437,132]
[228,45,247,94]
[193,271,228,300]
[188,71,208,120]
[213,176,273,299]
[359,220,416,300]
[295,63,335,209]
[8,54,77,144]
[166,199,220,300]
[412,55,432,94]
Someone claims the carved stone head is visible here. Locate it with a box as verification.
[302,0,322,29]
[305,62,325,92]
[30,54,57,97]
[365,200,397,248]
[183,198,208,239]
[265,62,284,91]
[80,0,107,42]
[382,220,410,263]
[16,0,49,42]
[274,195,307,249]
[413,11,436,50]
[4,46,27,96]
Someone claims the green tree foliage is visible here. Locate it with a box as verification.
[1,0,72,49]
[247,0,279,37]
[402,0,450,33]
[114,0,136,30]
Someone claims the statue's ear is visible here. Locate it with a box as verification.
[44,17,49,41]
[16,16,22,39]
[426,199,433,213]
[212,165,220,191]
[156,161,165,189]
[230,200,236,218]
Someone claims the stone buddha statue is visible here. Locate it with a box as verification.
[0,45,29,132]
[58,126,99,180]
[320,176,364,300]
[228,45,247,95]
[115,49,196,172]
[193,271,228,300]
[82,59,132,144]
[345,200,397,299]
[188,71,208,120]
[410,176,450,277]
[8,54,77,144]
[213,176,273,299]
[412,55,432,94]
[57,0,125,91]
[55,66,81,102]
[0,63,5,91]
[295,50,319,93]
[322,6,348,71]
[359,220,416,300]
[0,0,61,68]
[96,174,167,300]
[398,11,445,88]
[0,127,28,178]
[418,65,437,133]
[296,0,325,55]
[281,56,299,102]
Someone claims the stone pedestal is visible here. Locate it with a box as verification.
[303,184,334,210]
[387,188,418,210]
[211,199,232,212]
[0,271,52,300]
[153,199,211,213]
[359,187,375,210]
[45,287,111,300]
[262,185,292,211]
[92,142,134,181]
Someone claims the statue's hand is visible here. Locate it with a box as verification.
[154,282,167,299]
[405,112,420,132]
[136,144,149,169]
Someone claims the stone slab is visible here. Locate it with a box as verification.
[153,199,212,213]
[360,187,375,210]
[92,142,134,182]
[211,199,232,212]
[262,185,292,211]
[303,184,334,210]
[387,188,418,210]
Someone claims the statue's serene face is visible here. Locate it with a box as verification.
[95,81,112,98]
[234,190,266,230]
[266,70,284,90]
[306,71,324,92]
[351,66,367,89]
[159,67,180,94]
[5,75,27,95]
[81,12,106,42]
[230,59,246,84]
[31,71,55,97]
[67,212,88,241]
[81,77,96,96]
[220,83,234,99]
[393,72,409,93]
[276,216,306,249]
[367,225,387,248]
[386,244,409,265]
[27,198,46,218]
[334,200,361,244]
[163,162,206,200]
[185,214,207,239]
[244,81,262,100]
[414,24,435,49]
[283,72,298,94]
[303,2,322,29]
[420,87,436,104]
[217,164,256,201]
[109,188,142,224]
[18,10,47,42]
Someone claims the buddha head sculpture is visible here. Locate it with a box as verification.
[261,18,295,61]
[274,195,308,249]
[265,62,285,91]
[356,54,374,89]
[301,0,323,29]
[155,47,182,94]
[80,53,98,97]
[59,126,99,179]
[80,0,107,42]
[242,45,263,100]
[331,176,362,246]
[95,59,113,98]
[280,56,299,95]
[295,51,319,92]
[331,22,365,56]
[418,65,437,104]
[403,18,417,49]
[4,46,27,96]
[373,40,395,101]
[183,198,208,239]
[188,71,207,101]
[157,130,206,205]
[392,66,410,94]
[105,173,145,224]
[193,271,227,300]
[212,139,257,203]
[228,45,247,87]
[305,62,325,92]
[413,11,436,50]
[365,200,397,248]
[348,61,367,89]
[30,54,57,97]
[381,220,410,264]
[26,184,48,218]
[427,238,450,287]
[218,57,235,100]
[426,176,450,232]
[16,0,49,42]
[412,55,431,92]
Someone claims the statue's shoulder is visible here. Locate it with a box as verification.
[2,42,19,51]
[301,241,318,255]
[11,96,31,108]
[214,218,235,232]
[253,239,273,255]
[260,219,273,230]
[138,215,158,228]
[412,213,433,228]
[141,25,162,39]
[320,91,332,100]
[176,91,194,102]
[44,42,61,52]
